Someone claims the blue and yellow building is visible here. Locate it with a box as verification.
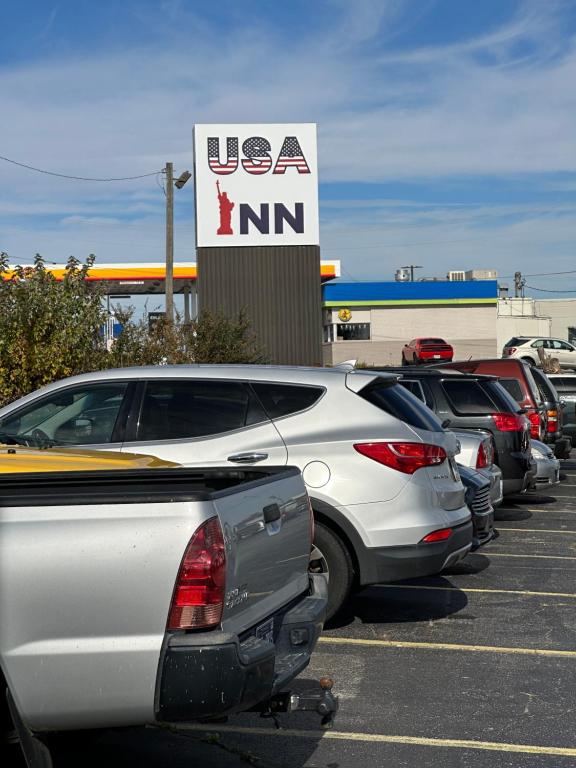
[322,280,499,366]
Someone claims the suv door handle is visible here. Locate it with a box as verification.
[227,452,269,464]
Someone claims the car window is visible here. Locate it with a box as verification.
[399,379,426,403]
[558,341,573,351]
[360,380,444,432]
[505,337,528,347]
[486,381,524,413]
[531,368,559,402]
[251,382,324,419]
[136,380,268,441]
[0,383,128,445]
[551,376,576,392]
[531,339,545,348]
[441,380,499,415]
[498,378,524,403]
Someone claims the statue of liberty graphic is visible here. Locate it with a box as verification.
[216,180,234,235]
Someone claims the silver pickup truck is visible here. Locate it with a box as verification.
[0,454,330,766]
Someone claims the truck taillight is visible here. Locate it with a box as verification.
[491,413,525,432]
[167,517,226,631]
[354,442,446,474]
[547,409,558,433]
[527,411,541,439]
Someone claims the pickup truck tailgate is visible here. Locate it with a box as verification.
[215,467,312,636]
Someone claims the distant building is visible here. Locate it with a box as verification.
[322,280,498,366]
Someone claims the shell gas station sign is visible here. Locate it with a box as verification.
[193,123,319,248]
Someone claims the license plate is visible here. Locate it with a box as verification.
[433,354,441,359]
[255,618,274,645]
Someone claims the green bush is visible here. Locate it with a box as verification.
[0,253,267,407]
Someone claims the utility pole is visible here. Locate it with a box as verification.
[165,161,174,323]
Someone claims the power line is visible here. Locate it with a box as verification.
[524,284,576,294]
[0,154,162,182]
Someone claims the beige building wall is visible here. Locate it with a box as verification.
[534,299,576,341]
[323,305,497,366]
[496,297,576,350]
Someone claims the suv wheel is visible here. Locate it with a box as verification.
[521,356,535,366]
[310,523,354,621]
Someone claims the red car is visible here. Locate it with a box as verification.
[401,337,453,366]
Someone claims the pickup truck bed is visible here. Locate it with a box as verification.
[1,464,327,747]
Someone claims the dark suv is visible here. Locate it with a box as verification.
[375,368,536,496]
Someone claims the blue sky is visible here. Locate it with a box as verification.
[1,0,576,307]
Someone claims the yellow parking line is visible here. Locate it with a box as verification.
[496,527,576,534]
[498,507,576,513]
[375,584,576,598]
[488,552,576,560]
[180,724,576,757]
[319,636,576,658]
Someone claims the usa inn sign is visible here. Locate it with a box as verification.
[193,123,319,248]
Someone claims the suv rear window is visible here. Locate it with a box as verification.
[505,337,529,347]
[498,378,524,403]
[441,380,499,415]
[360,381,444,432]
[251,383,324,419]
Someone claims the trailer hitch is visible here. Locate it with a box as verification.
[261,677,338,728]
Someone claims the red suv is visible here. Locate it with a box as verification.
[436,359,546,440]
[402,338,453,366]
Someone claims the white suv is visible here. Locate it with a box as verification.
[0,365,472,619]
[502,337,576,369]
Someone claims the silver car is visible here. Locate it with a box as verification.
[531,439,561,486]
[451,429,503,508]
[0,365,472,619]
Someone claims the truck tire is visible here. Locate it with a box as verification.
[310,523,354,621]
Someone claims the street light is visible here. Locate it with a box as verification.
[165,163,191,323]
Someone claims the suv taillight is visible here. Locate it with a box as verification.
[476,442,488,469]
[167,517,226,631]
[491,413,526,432]
[527,411,541,439]
[505,347,517,356]
[354,442,447,474]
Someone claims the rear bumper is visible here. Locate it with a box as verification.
[503,457,536,495]
[155,574,327,723]
[358,520,473,585]
[535,455,561,486]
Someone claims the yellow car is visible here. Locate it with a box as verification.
[0,444,178,473]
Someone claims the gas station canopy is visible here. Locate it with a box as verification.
[4,260,341,295]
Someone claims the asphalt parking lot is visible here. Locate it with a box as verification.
[50,455,576,768]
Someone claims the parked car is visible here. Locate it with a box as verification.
[457,464,495,549]
[1,448,331,767]
[548,374,576,445]
[530,367,572,458]
[451,429,503,509]
[0,365,473,620]
[531,439,561,486]
[502,337,576,370]
[379,368,535,496]
[437,359,545,441]
[402,338,453,366]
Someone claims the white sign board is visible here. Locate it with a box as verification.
[193,123,319,248]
